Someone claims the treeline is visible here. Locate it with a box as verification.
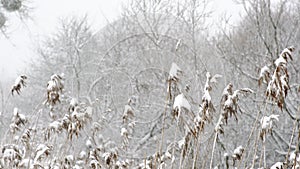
[0,0,299,168]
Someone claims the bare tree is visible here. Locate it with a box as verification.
[215,0,300,168]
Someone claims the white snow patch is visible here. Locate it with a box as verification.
[173,94,191,112]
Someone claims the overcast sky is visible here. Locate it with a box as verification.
[0,0,242,80]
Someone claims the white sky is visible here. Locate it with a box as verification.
[0,0,242,80]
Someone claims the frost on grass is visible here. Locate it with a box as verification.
[258,65,270,86]
[18,158,33,168]
[85,137,93,149]
[200,72,220,122]
[168,62,182,82]
[21,128,32,149]
[102,150,118,167]
[221,84,254,124]
[167,63,182,100]
[1,144,23,167]
[10,108,27,133]
[69,98,78,112]
[34,144,52,163]
[172,93,191,122]
[213,83,254,143]
[260,114,279,142]
[193,113,205,133]
[48,120,63,133]
[289,151,300,168]
[232,145,244,165]
[265,46,295,110]
[173,93,191,113]
[190,72,221,137]
[45,74,64,106]
[122,100,134,124]
[220,83,233,108]
[275,46,294,67]
[121,127,129,148]
[11,75,27,95]
[121,99,136,150]
[45,103,92,141]
[270,162,285,169]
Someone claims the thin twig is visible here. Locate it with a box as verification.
[158,81,171,159]
[284,119,297,164]
[192,122,204,169]
[171,124,179,169]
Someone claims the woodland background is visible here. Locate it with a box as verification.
[0,0,299,168]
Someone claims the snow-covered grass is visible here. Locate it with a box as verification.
[0,46,297,169]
